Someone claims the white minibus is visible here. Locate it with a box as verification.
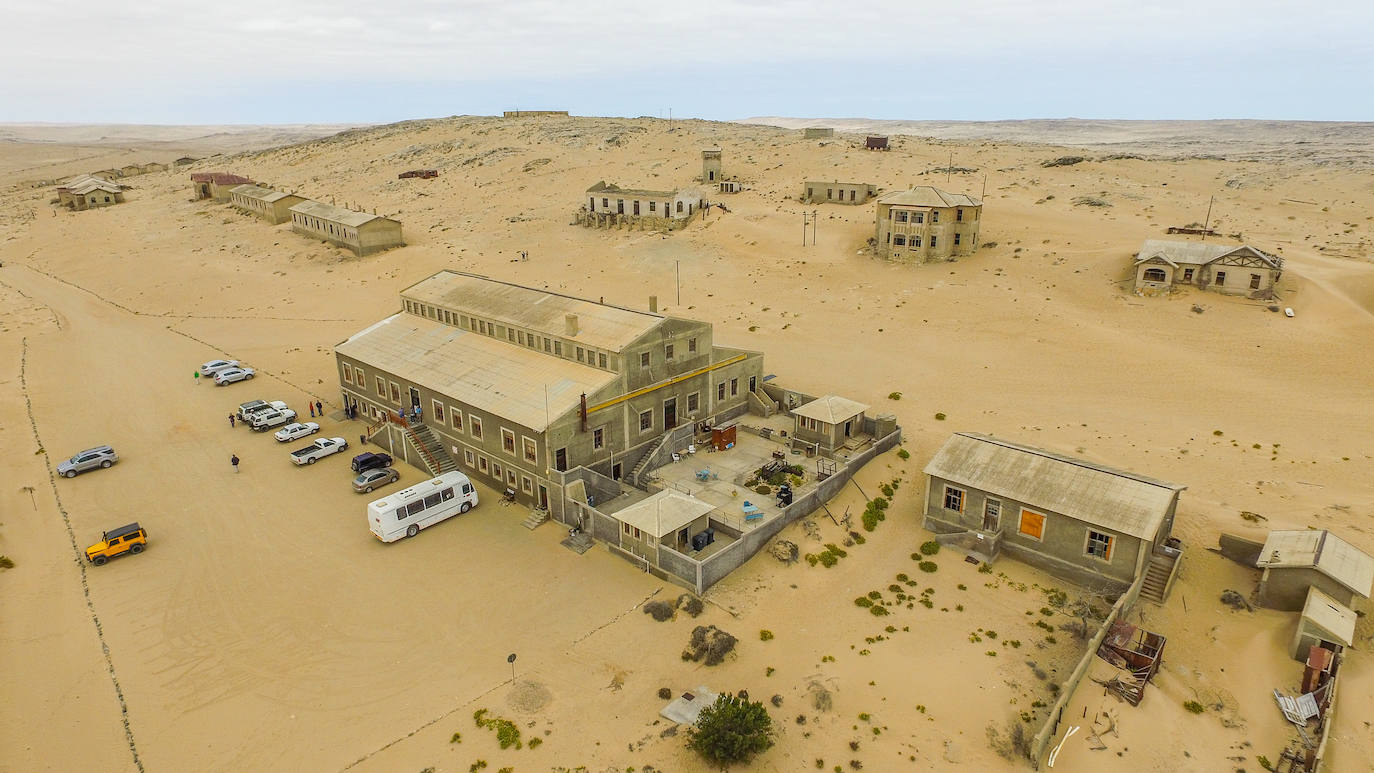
[368,471,478,541]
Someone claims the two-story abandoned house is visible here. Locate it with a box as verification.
[335,271,764,515]
[874,186,982,262]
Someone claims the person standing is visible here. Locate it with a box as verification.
[231,454,240,473]
[315,400,323,418]
[194,371,201,385]
[228,413,236,428]
[309,403,315,418]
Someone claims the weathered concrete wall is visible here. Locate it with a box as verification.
[1259,567,1363,612]
[1218,533,1264,567]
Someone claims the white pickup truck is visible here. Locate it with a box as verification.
[290,437,348,465]
[251,408,297,431]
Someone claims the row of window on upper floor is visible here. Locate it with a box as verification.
[886,232,973,248]
[889,207,978,224]
[292,213,357,240]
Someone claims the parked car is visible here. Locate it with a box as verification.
[250,408,297,431]
[57,445,118,478]
[85,522,147,566]
[214,367,255,385]
[274,422,320,442]
[353,467,401,493]
[290,437,348,465]
[350,452,393,473]
[239,400,287,423]
[199,359,240,376]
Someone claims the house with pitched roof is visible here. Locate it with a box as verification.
[56,175,125,210]
[1256,529,1373,612]
[191,172,254,202]
[792,395,869,455]
[578,182,708,231]
[229,184,307,225]
[334,271,764,513]
[923,433,1186,592]
[289,200,403,256]
[875,186,982,261]
[1133,239,1283,298]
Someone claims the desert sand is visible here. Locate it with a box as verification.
[1,115,1372,772]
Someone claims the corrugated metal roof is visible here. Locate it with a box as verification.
[1135,239,1280,269]
[402,271,664,352]
[59,175,122,195]
[1258,530,1374,598]
[792,395,869,424]
[190,172,253,185]
[335,313,615,431]
[230,184,301,203]
[614,489,716,537]
[1300,586,1356,647]
[922,433,1185,540]
[289,199,396,227]
[877,186,981,208]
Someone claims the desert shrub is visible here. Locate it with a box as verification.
[755,484,772,495]
[677,593,705,617]
[450,732,462,743]
[0,556,13,569]
[759,630,775,641]
[896,449,910,460]
[643,601,675,622]
[934,412,946,421]
[869,605,889,617]
[854,597,873,608]
[684,625,738,666]
[1041,156,1085,167]
[659,687,673,700]
[687,692,776,765]
[919,561,939,573]
[805,554,819,566]
[526,738,542,750]
[888,392,902,401]
[1183,700,1206,714]
[880,483,895,498]
[474,709,522,749]
[919,541,941,556]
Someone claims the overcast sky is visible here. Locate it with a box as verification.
[4,0,1370,124]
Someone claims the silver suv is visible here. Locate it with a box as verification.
[58,446,118,478]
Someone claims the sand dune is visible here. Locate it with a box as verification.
[1,115,1372,772]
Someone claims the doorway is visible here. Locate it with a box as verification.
[748,376,757,394]
[664,398,678,430]
[409,387,421,410]
[538,485,549,510]
[843,419,854,438]
[612,462,622,480]
[983,500,1001,532]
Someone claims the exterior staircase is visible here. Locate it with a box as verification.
[405,423,458,476]
[1140,550,1180,604]
[627,430,675,488]
[522,508,551,530]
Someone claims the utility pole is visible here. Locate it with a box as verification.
[981,173,988,200]
[675,260,681,305]
[812,210,818,245]
[1202,195,1215,241]
[947,151,954,183]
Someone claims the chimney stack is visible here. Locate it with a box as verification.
[565,313,579,337]
[649,295,658,313]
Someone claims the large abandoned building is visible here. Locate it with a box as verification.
[804,181,877,205]
[874,186,982,261]
[229,184,307,225]
[577,182,709,231]
[289,200,403,256]
[923,433,1186,596]
[191,172,254,202]
[56,175,125,210]
[1132,239,1283,298]
[336,271,765,511]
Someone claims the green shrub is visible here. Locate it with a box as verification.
[687,693,776,765]
[896,449,910,460]
[869,605,890,617]
[854,597,873,608]
[919,541,941,556]
[918,561,938,573]
[1183,700,1206,714]
[755,484,772,495]
[0,555,13,569]
[818,551,839,568]
[888,392,902,400]
[934,412,946,421]
[759,630,775,641]
[450,732,462,743]
[527,738,542,749]
[880,483,895,498]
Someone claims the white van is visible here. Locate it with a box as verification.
[368,471,478,542]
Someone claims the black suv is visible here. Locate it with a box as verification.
[351,452,393,473]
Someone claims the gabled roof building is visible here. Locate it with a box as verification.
[56,175,125,210]
[1257,529,1373,612]
[191,172,254,202]
[875,186,982,262]
[289,200,403,256]
[1133,239,1283,298]
[229,184,308,225]
[923,433,1186,591]
[577,182,708,232]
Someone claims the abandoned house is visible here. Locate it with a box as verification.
[1256,529,1373,612]
[289,200,404,256]
[791,395,869,456]
[119,164,144,178]
[923,432,1186,593]
[803,127,835,139]
[804,181,877,205]
[865,135,889,150]
[1133,239,1283,298]
[191,172,254,202]
[140,161,168,174]
[229,184,307,225]
[702,147,722,183]
[578,182,708,231]
[335,271,764,513]
[874,186,982,262]
[56,175,125,210]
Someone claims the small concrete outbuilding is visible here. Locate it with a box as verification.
[613,489,717,559]
[1256,529,1373,612]
[229,184,307,225]
[804,181,876,205]
[289,200,403,256]
[923,433,1186,593]
[791,395,869,455]
[1133,239,1283,298]
[1292,586,1356,662]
